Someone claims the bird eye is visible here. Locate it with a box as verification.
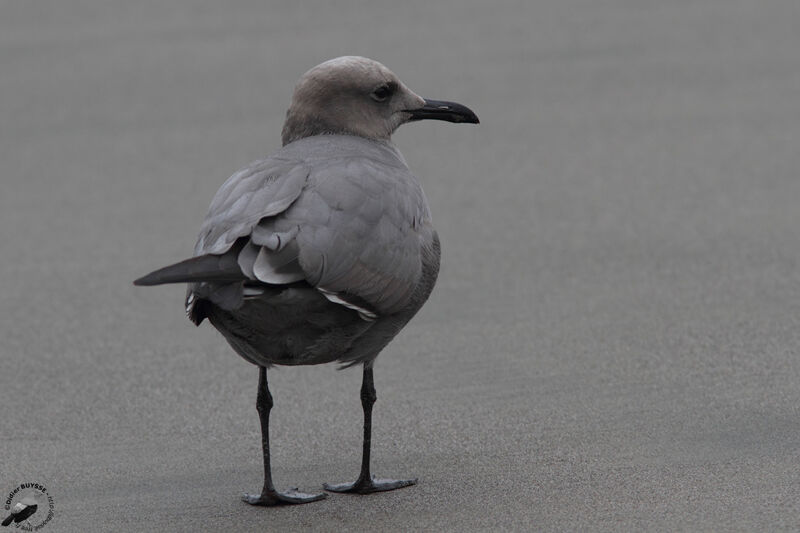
[371,85,393,102]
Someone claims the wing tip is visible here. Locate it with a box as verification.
[132,275,155,286]
[133,270,168,286]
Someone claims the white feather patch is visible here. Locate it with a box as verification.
[317,287,378,321]
[242,286,266,298]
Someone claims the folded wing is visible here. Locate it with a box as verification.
[191,140,430,320]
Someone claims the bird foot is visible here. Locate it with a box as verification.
[242,488,327,506]
[323,475,417,494]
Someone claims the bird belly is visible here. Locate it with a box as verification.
[204,285,373,366]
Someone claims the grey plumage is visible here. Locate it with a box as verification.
[134,56,477,505]
[191,135,441,367]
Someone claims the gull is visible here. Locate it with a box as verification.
[135,56,478,505]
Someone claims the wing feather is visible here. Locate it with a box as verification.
[191,136,431,318]
[291,156,430,316]
[195,158,309,255]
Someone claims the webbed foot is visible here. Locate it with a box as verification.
[242,488,327,506]
[323,475,417,494]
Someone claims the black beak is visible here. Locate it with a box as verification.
[406,99,479,124]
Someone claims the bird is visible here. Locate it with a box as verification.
[134,56,478,506]
[2,496,38,527]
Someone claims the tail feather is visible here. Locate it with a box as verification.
[2,514,14,526]
[134,253,246,286]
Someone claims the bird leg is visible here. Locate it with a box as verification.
[242,366,326,505]
[323,364,417,494]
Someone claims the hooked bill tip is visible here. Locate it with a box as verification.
[407,99,479,124]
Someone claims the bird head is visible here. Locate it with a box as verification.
[282,56,478,145]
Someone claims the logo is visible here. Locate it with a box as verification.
[2,483,54,531]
